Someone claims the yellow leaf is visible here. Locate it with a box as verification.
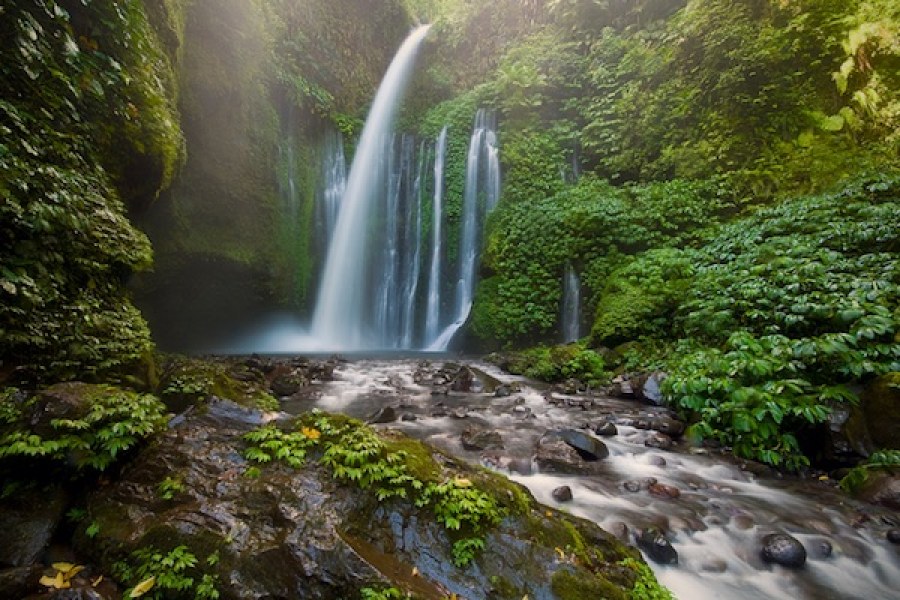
[92,575,104,587]
[42,572,71,589]
[63,565,85,581]
[52,562,76,573]
[555,546,565,559]
[454,477,472,488]
[301,427,321,441]
[40,575,58,588]
[130,576,156,598]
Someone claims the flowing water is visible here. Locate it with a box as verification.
[424,127,449,347]
[312,25,431,349]
[561,263,582,343]
[281,358,900,600]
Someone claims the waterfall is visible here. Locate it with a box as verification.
[561,263,582,343]
[423,127,448,346]
[311,25,431,349]
[315,128,347,256]
[400,140,427,348]
[428,109,501,351]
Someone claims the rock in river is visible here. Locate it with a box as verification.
[635,528,678,565]
[760,533,807,568]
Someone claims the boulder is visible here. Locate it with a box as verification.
[367,406,398,424]
[635,528,678,565]
[648,483,680,499]
[760,533,807,568]
[651,417,685,438]
[558,429,609,461]
[460,426,503,451]
[75,399,645,599]
[887,529,900,544]
[450,366,479,392]
[0,485,68,567]
[594,422,618,437]
[645,433,674,451]
[270,372,307,397]
[552,486,574,503]
[855,472,900,510]
[0,565,42,599]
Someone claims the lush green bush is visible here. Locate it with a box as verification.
[0,384,167,473]
[662,176,900,469]
[0,0,184,380]
[496,343,606,387]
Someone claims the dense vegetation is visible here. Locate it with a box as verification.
[407,0,900,469]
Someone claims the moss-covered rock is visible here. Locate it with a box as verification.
[75,399,659,599]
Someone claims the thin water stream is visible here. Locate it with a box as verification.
[281,358,900,600]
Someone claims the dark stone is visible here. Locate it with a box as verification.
[49,587,110,600]
[647,455,667,467]
[0,486,67,567]
[638,372,667,405]
[494,384,512,398]
[558,429,609,461]
[594,422,618,437]
[400,413,417,422]
[461,427,503,451]
[552,486,574,503]
[0,565,42,599]
[623,478,657,493]
[652,417,685,438]
[855,472,900,510]
[368,406,398,424]
[270,373,307,397]
[887,529,900,544]
[534,433,606,475]
[645,433,674,451]
[610,376,635,399]
[648,483,680,499]
[635,528,678,565]
[634,418,652,431]
[450,366,478,392]
[815,540,833,558]
[760,533,807,568]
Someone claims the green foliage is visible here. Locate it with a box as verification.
[243,412,508,567]
[360,587,406,600]
[659,176,900,469]
[113,545,220,600]
[840,449,900,493]
[0,0,191,380]
[619,557,674,600]
[591,249,695,347]
[499,343,606,387]
[0,385,166,472]
[159,357,278,411]
[157,476,185,501]
[474,177,734,344]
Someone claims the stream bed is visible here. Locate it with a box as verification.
[280,358,900,600]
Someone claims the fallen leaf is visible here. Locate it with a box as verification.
[92,575,104,586]
[52,562,76,573]
[555,546,565,559]
[454,477,472,488]
[130,576,156,598]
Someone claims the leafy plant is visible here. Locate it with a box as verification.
[619,557,674,600]
[840,449,900,493]
[157,476,185,501]
[113,545,220,600]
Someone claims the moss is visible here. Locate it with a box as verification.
[551,567,628,600]
[488,574,522,599]
[158,356,277,411]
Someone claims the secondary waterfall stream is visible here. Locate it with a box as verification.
[280,358,900,600]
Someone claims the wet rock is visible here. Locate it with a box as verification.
[494,384,512,398]
[700,559,727,573]
[0,565,42,599]
[645,432,674,451]
[648,483,680,499]
[534,433,606,475]
[760,533,807,568]
[633,418,653,431]
[558,429,609,461]
[652,416,685,438]
[512,405,532,418]
[74,398,641,598]
[270,373,307,397]
[367,406,397,424]
[646,455,667,467]
[400,413,417,422]
[0,485,67,567]
[608,522,629,541]
[638,372,667,405]
[552,486,574,503]
[623,478,657,493]
[460,426,503,451]
[814,540,833,558]
[855,472,900,511]
[48,586,111,600]
[610,376,635,399]
[450,366,478,392]
[635,528,678,565]
[732,515,755,530]
[594,422,618,437]
[887,529,900,544]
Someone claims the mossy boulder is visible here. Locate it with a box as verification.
[74,399,661,599]
[856,373,900,452]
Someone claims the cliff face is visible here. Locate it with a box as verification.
[0,0,183,381]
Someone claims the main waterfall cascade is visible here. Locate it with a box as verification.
[311,25,431,349]
[423,127,448,345]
